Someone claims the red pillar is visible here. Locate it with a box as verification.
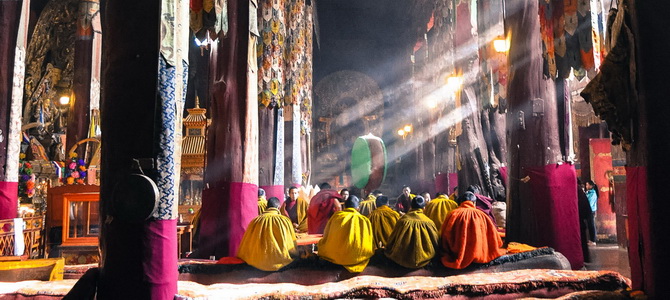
[505,0,583,269]
[198,0,258,258]
[99,0,177,297]
[66,0,98,153]
[628,0,670,295]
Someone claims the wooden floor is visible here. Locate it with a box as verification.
[584,243,631,279]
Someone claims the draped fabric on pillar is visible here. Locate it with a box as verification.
[523,164,583,269]
[0,0,25,220]
[625,166,652,292]
[199,0,259,258]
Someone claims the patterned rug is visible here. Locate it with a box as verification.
[175,269,630,299]
[0,269,630,299]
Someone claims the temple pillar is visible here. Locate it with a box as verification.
[627,0,670,295]
[505,0,583,269]
[198,0,258,258]
[0,0,28,220]
[66,0,98,153]
[99,0,187,297]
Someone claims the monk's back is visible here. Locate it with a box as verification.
[384,209,439,268]
[237,208,297,271]
[318,208,374,273]
[368,205,400,249]
[440,201,505,269]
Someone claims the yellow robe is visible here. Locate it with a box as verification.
[358,195,377,217]
[258,196,267,215]
[368,205,400,249]
[424,195,459,231]
[384,209,439,268]
[237,208,297,271]
[317,208,374,273]
[280,197,308,233]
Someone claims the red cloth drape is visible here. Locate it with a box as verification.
[0,182,18,220]
[260,185,284,203]
[524,164,583,269]
[143,219,178,300]
[435,173,449,194]
[625,166,653,291]
[499,166,508,188]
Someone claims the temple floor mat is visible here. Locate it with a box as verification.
[0,269,631,299]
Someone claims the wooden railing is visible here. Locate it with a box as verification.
[0,217,44,259]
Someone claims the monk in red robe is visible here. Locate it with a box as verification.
[280,186,308,233]
[395,186,415,213]
[440,192,506,269]
[308,183,342,234]
[466,185,497,224]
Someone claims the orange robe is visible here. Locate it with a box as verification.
[317,208,374,273]
[280,197,308,233]
[424,195,459,231]
[307,189,342,234]
[384,209,439,268]
[368,205,400,249]
[358,195,377,217]
[440,201,506,269]
[237,208,297,271]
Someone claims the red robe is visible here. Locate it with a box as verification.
[307,189,342,234]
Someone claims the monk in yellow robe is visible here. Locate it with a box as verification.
[367,195,400,249]
[424,192,459,231]
[384,196,439,268]
[257,188,267,215]
[280,186,308,233]
[238,197,298,271]
[440,192,506,269]
[358,192,377,217]
[318,195,374,273]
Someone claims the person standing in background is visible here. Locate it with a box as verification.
[585,180,599,246]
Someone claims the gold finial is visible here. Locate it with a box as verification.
[195,96,200,109]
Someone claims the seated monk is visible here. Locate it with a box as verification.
[466,185,497,224]
[339,188,349,205]
[238,197,298,271]
[280,186,308,233]
[448,186,458,201]
[367,195,400,249]
[317,195,374,273]
[424,192,459,231]
[384,196,439,268]
[257,188,267,215]
[441,192,506,269]
[395,186,415,214]
[358,191,378,217]
[307,182,342,234]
